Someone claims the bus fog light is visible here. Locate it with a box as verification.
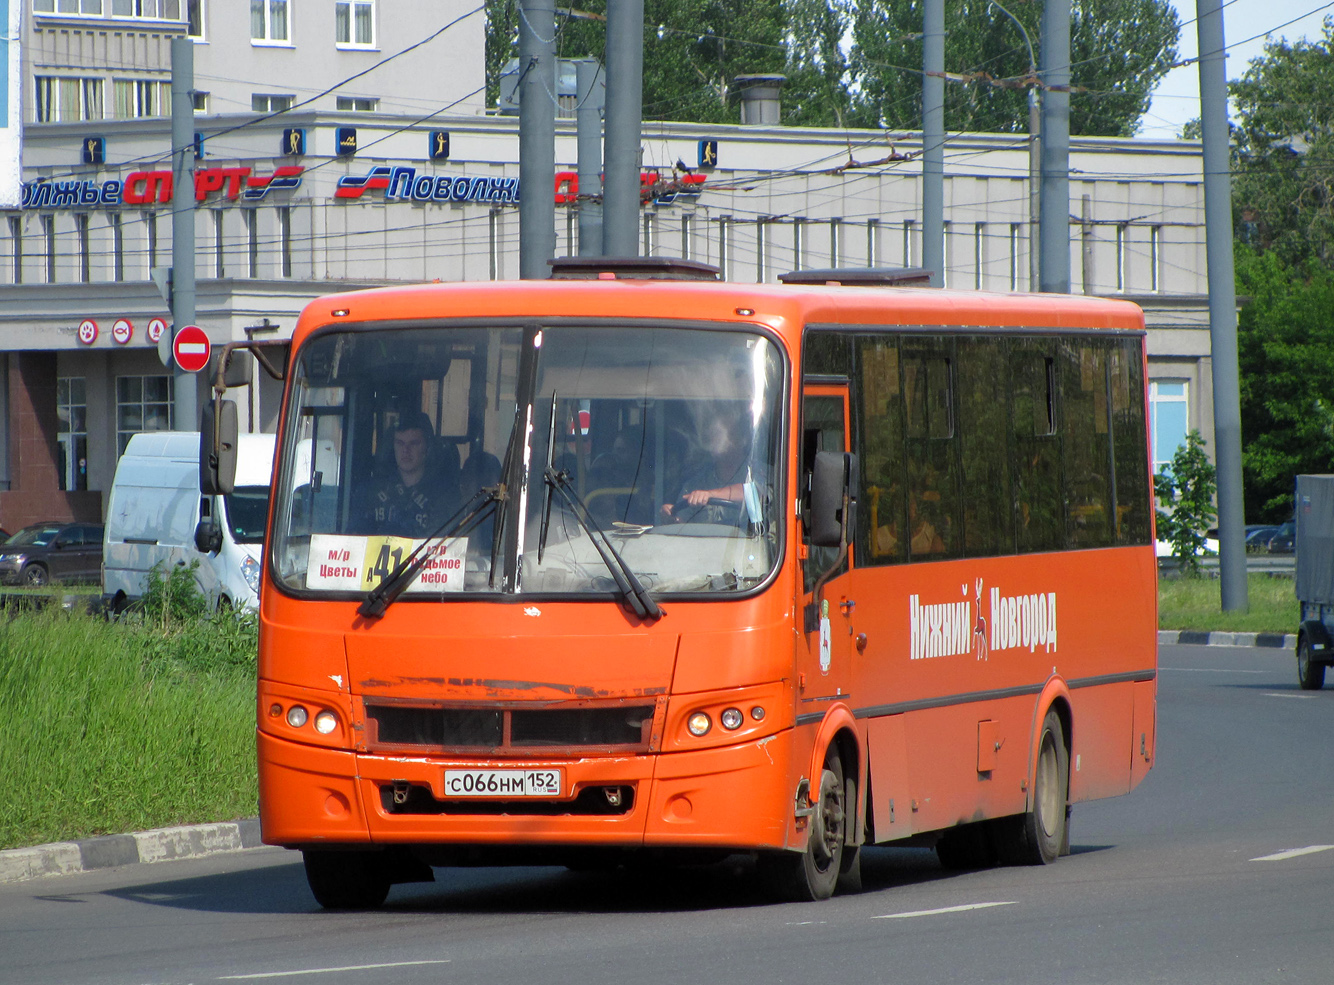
[314,711,338,734]
[687,712,712,736]
[720,708,743,730]
[750,706,766,721]
[286,705,308,728]
[268,703,282,718]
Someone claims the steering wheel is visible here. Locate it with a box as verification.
[671,495,745,524]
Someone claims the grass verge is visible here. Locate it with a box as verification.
[1157,572,1297,633]
[0,609,257,851]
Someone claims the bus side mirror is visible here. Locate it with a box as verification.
[200,399,238,495]
[217,349,253,388]
[810,451,856,548]
[194,518,223,554]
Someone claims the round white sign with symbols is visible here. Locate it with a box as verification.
[146,318,167,343]
[111,318,133,345]
[77,320,98,345]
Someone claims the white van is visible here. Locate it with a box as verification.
[103,431,275,610]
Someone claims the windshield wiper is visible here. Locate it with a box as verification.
[544,465,662,622]
[357,487,499,620]
[538,391,559,563]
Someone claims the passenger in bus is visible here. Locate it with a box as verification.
[661,407,765,523]
[908,494,946,555]
[360,411,459,537]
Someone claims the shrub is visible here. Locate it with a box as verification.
[1155,430,1218,577]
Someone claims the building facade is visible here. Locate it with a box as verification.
[3,3,1213,530]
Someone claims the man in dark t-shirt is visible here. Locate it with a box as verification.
[362,412,454,537]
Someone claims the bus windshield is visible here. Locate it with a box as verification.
[270,324,785,599]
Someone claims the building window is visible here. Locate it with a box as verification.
[245,209,258,277]
[9,215,22,285]
[111,212,124,281]
[974,222,985,289]
[942,220,951,288]
[252,94,294,113]
[866,218,879,268]
[1116,223,1128,292]
[829,217,841,267]
[1009,223,1021,291]
[33,0,103,14]
[754,217,766,282]
[251,0,289,43]
[143,211,158,271]
[791,216,803,271]
[113,79,171,119]
[193,92,210,113]
[278,206,292,276]
[335,96,378,112]
[57,377,88,492]
[1150,225,1161,293]
[42,215,56,283]
[335,0,374,47]
[33,77,103,123]
[488,208,500,280]
[902,219,914,266]
[1149,380,1189,474]
[717,215,731,281]
[186,0,205,37]
[213,209,225,277]
[111,0,181,17]
[77,214,90,283]
[643,211,656,258]
[117,375,174,454]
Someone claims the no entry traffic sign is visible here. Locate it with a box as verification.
[172,325,211,373]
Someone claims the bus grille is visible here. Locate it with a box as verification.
[363,701,657,754]
[379,782,636,817]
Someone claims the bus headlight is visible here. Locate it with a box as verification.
[314,710,338,734]
[720,708,744,730]
[241,555,261,595]
[286,705,308,728]
[687,712,712,736]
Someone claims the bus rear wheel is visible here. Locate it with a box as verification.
[1297,636,1325,690]
[761,748,846,901]
[997,709,1068,866]
[302,849,391,909]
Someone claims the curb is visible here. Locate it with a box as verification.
[1158,630,1296,649]
[0,818,262,886]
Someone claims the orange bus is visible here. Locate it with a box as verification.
[206,259,1157,908]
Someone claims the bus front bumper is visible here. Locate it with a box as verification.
[257,727,795,852]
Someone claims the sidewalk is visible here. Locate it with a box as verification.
[0,631,1299,886]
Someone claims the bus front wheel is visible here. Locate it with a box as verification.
[1297,636,1325,690]
[998,709,1068,866]
[761,748,846,901]
[303,849,391,910]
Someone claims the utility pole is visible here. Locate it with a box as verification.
[603,0,644,256]
[518,0,556,279]
[576,59,603,257]
[1039,0,1071,293]
[921,0,944,288]
[170,37,197,430]
[1198,0,1248,610]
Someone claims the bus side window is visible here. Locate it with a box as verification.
[904,343,960,559]
[1111,338,1151,544]
[957,337,1014,556]
[853,336,905,566]
[1011,341,1064,554]
[1061,339,1114,548]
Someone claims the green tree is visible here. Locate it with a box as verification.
[1154,430,1217,577]
[1235,249,1334,520]
[1229,19,1334,265]
[847,0,1180,136]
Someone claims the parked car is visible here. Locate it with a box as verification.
[1245,524,1279,551]
[0,522,105,586]
[1268,520,1297,554]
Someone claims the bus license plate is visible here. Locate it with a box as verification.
[443,769,562,798]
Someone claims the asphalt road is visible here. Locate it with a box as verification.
[2,643,1331,985]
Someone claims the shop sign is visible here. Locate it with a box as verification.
[77,320,98,345]
[21,165,305,210]
[111,319,133,345]
[334,167,706,206]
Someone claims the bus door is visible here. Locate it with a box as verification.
[798,383,856,720]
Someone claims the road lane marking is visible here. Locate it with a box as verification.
[1251,845,1334,862]
[219,960,451,979]
[873,901,1016,920]
[1263,693,1317,699]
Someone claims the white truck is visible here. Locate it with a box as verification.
[103,431,275,610]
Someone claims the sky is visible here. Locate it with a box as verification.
[1140,0,1334,139]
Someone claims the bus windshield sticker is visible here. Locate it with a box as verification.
[307,533,467,593]
[819,598,832,674]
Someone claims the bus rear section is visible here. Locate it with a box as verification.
[237,278,1157,908]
